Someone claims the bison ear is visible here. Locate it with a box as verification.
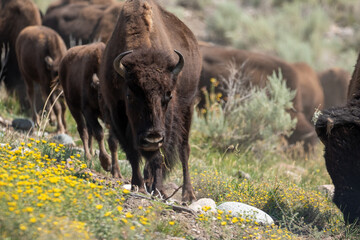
[45,56,54,70]
[113,50,133,79]
[171,50,184,77]
[91,73,100,89]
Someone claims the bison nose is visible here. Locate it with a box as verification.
[143,132,164,145]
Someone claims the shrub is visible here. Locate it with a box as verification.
[192,65,296,151]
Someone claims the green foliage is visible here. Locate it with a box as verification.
[192,68,296,151]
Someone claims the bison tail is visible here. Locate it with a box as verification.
[315,103,360,144]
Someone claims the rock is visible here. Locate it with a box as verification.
[51,134,75,146]
[217,202,274,225]
[122,184,131,191]
[237,170,251,180]
[189,198,217,214]
[12,118,34,132]
[318,184,335,199]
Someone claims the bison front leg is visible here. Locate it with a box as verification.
[179,142,196,202]
[145,152,167,198]
[83,109,111,172]
[108,128,122,178]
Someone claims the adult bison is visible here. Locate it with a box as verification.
[43,1,121,48]
[319,68,350,109]
[43,2,108,47]
[16,26,67,133]
[100,0,201,202]
[315,53,360,225]
[199,44,317,149]
[46,0,115,14]
[58,42,121,178]
[0,0,41,107]
[292,62,324,122]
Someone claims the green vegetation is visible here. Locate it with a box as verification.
[2,0,360,239]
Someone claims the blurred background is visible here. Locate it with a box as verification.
[35,0,360,73]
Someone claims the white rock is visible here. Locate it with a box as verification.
[318,184,335,199]
[189,198,217,214]
[122,184,131,191]
[217,202,274,225]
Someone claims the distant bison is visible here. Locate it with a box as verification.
[16,26,67,133]
[59,42,121,178]
[0,0,41,107]
[46,0,115,14]
[100,0,201,201]
[319,68,350,109]
[315,53,360,224]
[43,2,121,47]
[292,62,324,122]
[199,44,317,149]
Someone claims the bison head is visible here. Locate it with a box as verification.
[113,49,184,152]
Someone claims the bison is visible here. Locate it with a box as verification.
[46,0,115,14]
[43,2,121,48]
[292,62,324,123]
[319,68,350,109]
[199,43,317,149]
[0,0,41,107]
[315,53,360,224]
[100,0,201,202]
[58,42,121,178]
[16,25,67,133]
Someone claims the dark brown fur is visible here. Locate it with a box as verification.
[199,44,317,149]
[319,68,350,109]
[91,2,123,43]
[100,0,201,202]
[292,62,324,122]
[46,0,114,14]
[315,52,360,224]
[43,2,108,47]
[59,42,121,178]
[16,26,67,133]
[0,0,41,106]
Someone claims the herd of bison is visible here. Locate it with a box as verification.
[1,0,360,225]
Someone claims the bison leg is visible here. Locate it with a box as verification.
[143,161,153,193]
[60,99,67,131]
[51,98,66,134]
[108,128,122,178]
[26,80,40,126]
[68,105,92,160]
[110,109,144,191]
[179,106,196,202]
[83,109,111,172]
[147,154,167,198]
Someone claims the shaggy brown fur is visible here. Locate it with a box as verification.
[16,26,67,133]
[319,68,350,109]
[43,2,108,47]
[199,43,317,150]
[292,62,324,122]
[0,0,41,106]
[100,0,202,202]
[315,52,360,224]
[59,42,121,178]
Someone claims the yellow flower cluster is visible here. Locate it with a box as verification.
[0,139,157,239]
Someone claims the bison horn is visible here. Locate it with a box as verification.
[113,50,133,78]
[172,50,184,76]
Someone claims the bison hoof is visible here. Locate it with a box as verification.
[182,189,196,203]
[99,153,112,171]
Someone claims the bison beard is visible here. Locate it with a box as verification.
[100,0,201,202]
[316,103,360,224]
